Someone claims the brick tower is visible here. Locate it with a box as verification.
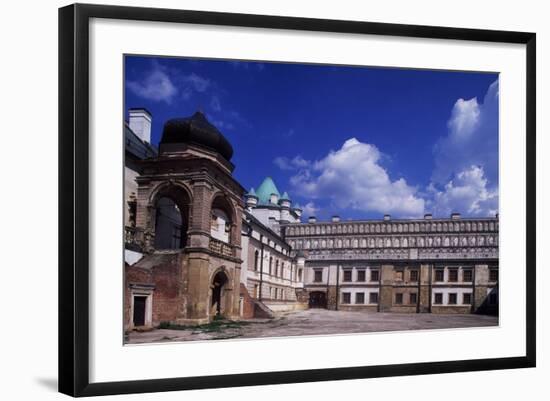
[126,111,245,328]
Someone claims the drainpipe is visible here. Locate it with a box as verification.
[335,263,340,310]
[428,264,433,313]
[259,235,264,301]
[471,265,476,314]
[377,266,381,312]
[416,266,420,314]
[326,265,330,309]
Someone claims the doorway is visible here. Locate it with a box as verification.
[211,271,229,316]
[309,291,327,308]
[133,296,147,326]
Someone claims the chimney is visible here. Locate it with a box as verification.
[383,214,391,221]
[128,108,152,143]
[451,212,461,220]
[424,213,433,220]
[308,216,317,223]
[331,215,340,222]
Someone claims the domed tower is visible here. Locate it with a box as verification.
[279,191,292,222]
[132,111,245,325]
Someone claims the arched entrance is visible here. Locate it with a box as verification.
[150,184,191,251]
[211,270,229,317]
[154,197,187,249]
[309,291,327,308]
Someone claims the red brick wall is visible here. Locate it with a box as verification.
[124,254,184,328]
[239,283,255,319]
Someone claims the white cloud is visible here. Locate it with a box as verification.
[448,98,480,139]
[210,95,221,112]
[183,73,210,92]
[127,64,177,104]
[301,202,319,217]
[428,165,498,217]
[429,80,499,217]
[127,61,213,104]
[274,155,311,171]
[432,80,499,186]
[288,138,425,217]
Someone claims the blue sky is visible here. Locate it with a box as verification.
[125,56,499,220]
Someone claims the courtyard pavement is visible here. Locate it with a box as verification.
[126,309,498,344]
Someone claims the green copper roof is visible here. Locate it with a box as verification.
[281,191,291,201]
[256,177,280,204]
[247,187,258,197]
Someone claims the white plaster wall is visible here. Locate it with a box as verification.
[339,287,380,305]
[431,288,473,305]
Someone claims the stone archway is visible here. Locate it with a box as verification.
[211,270,230,317]
[147,182,192,251]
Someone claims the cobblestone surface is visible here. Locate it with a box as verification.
[126,309,498,344]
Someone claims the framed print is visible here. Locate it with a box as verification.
[58,3,536,397]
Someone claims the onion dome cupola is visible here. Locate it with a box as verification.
[159,111,234,161]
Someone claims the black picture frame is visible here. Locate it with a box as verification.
[58,3,536,397]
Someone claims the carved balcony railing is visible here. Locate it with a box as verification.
[209,237,235,258]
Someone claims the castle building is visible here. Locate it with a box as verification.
[282,215,499,314]
[124,110,499,331]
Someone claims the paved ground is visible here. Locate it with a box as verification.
[126,309,498,344]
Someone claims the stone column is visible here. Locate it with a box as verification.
[474,264,489,313]
[178,253,211,325]
[187,181,212,250]
[379,264,394,312]
[418,263,431,313]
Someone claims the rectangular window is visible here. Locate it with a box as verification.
[409,293,417,304]
[369,292,379,304]
[342,292,351,304]
[448,293,457,304]
[463,293,472,305]
[409,270,419,282]
[395,293,403,304]
[370,269,379,282]
[314,269,323,283]
[356,270,366,282]
[463,269,473,282]
[355,292,365,304]
[343,270,352,282]
[490,269,499,282]
[395,270,404,281]
[434,293,443,304]
[435,269,444,282]
[449,269,458,282]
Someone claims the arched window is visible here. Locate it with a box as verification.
[154,197,186,250]
[210,208,230,243]
[275,260,279,277]
[269,256,273,275]
[210,195,235,244]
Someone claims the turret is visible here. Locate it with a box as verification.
[245,188,259,209]
[279,191,291,209]
[293,204,303,219]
